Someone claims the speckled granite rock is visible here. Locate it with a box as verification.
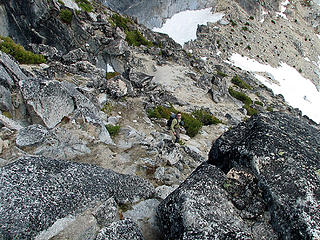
[0,156,154,239]
[156,163,261,239]
[96,219,145,240]
[209,112,320,239]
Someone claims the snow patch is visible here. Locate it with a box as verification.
[60,0,81,10]
[227,53,320,123]
[153,8,224,46]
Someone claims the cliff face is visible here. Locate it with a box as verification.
[99,0,214,28]
[0,1,77,52]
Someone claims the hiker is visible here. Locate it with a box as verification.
[170,112,182,143]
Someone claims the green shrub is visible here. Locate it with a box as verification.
[242,26,249,31]
[192,109,222,126]
[217,71,228,77]
[249,16,254,20]
[231,75,252,90]
[244,104,258,116]
[267,106,274,112]
[110,14,152,47]
[75,0,93,12]
[106,124,120,137]
[147,105,202,137]
[58,0,65,5]
[254,101,264,106]
[126,30,153,47]
[181,112,202,138]
[0,36,46,64]
[101,102,113,114]
[230,20,237,27]
[228,87,252,105]
[147,105,175,119]
[60,9,73,24]
[2,111,12,119]
[110,14,131,32]
[246,45,251,50]
[106,72,120,80]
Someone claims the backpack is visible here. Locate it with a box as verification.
[166,112,176,128]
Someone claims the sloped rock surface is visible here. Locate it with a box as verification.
[209,112,320,239]
[157,163,261,239]
[0,156,154,239]
[96,218,145,240]
[0,51,27,88]
[19,78,75,129]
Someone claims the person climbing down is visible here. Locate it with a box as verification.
[170,112,182,143]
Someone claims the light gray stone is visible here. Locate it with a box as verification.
[0,156,154,239]
[96,219,145,240]
[92,198,120,228]
[16,124,49,147]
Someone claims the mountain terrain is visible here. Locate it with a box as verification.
[0,0,319,239]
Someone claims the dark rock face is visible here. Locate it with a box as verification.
[156,163,265,240]
[209,112,320,239]
[0,156,154,239]
[0,0,76,53]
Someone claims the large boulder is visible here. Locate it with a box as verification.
[156,163,274,239]
[208,112,320,239]
[0,156,154,239]
[96,219,145,240]
[19,78,75,128]
[0,51,27,88]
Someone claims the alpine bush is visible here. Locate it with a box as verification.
[0,36,46,64]
[181,112,202,138]
[192,109,222,126]
[75,0,93,12]
[106,72,120,80]
[106,124,120,137]
[147,105,203,137]
[147,105,175,119]
[110,14,152,47]
[228,87,252,105]
[126,30,152,47]
[231,75,252,90]
[60,9,73,24]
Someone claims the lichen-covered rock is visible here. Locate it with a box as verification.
[19,78,75,129]
[0,156,154,239]
[0,51,27,88]
[156,163,258,239]
[106,75,128,98]
[96,219,145,240]
[0,85,13,112]
[209,112,320,239]
[92,198,120,228]
[16,124,49,147]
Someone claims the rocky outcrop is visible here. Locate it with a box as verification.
[96,219,145,240]
[0,155,154,239]
[156,162,277,239]
[100,0,211,28]
[209,112,320,239]
[157,112,320,240]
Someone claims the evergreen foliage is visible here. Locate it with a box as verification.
[0,36,46,64]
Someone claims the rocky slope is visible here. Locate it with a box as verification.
[0,0,319,239]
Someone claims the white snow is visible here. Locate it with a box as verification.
[106,64,114,72]
[60,0,80,10]
[151,7,320,123]
[153,8,224,46]
[276,0,290,19]
[227,54,320,123]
